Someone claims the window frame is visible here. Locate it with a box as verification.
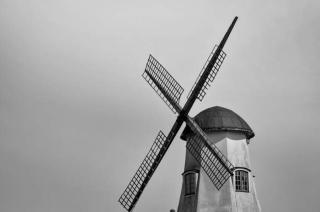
[234,169,249,193]
[183,171,197,196]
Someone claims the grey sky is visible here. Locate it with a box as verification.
[1,0,319,212]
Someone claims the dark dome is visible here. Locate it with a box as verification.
[181,106,254,140]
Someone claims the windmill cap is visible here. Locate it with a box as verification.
[180,106,255,140]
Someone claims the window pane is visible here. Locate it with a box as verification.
[185,173,196,195]
[235,170,249,192]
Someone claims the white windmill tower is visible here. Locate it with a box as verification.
[177,106,261,212]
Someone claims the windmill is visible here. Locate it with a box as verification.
[119,17,238,212]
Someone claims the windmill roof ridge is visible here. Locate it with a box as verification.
[180,106,255,140]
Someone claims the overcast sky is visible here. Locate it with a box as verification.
[1,0,320,212]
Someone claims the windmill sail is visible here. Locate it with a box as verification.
[187,45,226,101]
[119,116,184,211]
[187,135,231,189]
[118,131,167,211]
[142,55,184,113]
[183,17,238,115]
[185,117,234,190]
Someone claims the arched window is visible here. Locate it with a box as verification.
[235,170,249,192]
[184,172,196,195]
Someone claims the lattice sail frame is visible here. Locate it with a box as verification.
[143,55,184,113]
[187,134,233,189]
[187,45,227,101]
[119,131,167,211]
[185,117,234,189]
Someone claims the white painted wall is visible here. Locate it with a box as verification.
[177,131,261,212]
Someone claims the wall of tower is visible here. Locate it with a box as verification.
[225,133,261,212]
[177,131,261,212]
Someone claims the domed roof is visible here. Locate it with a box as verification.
[180,106,255,140]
